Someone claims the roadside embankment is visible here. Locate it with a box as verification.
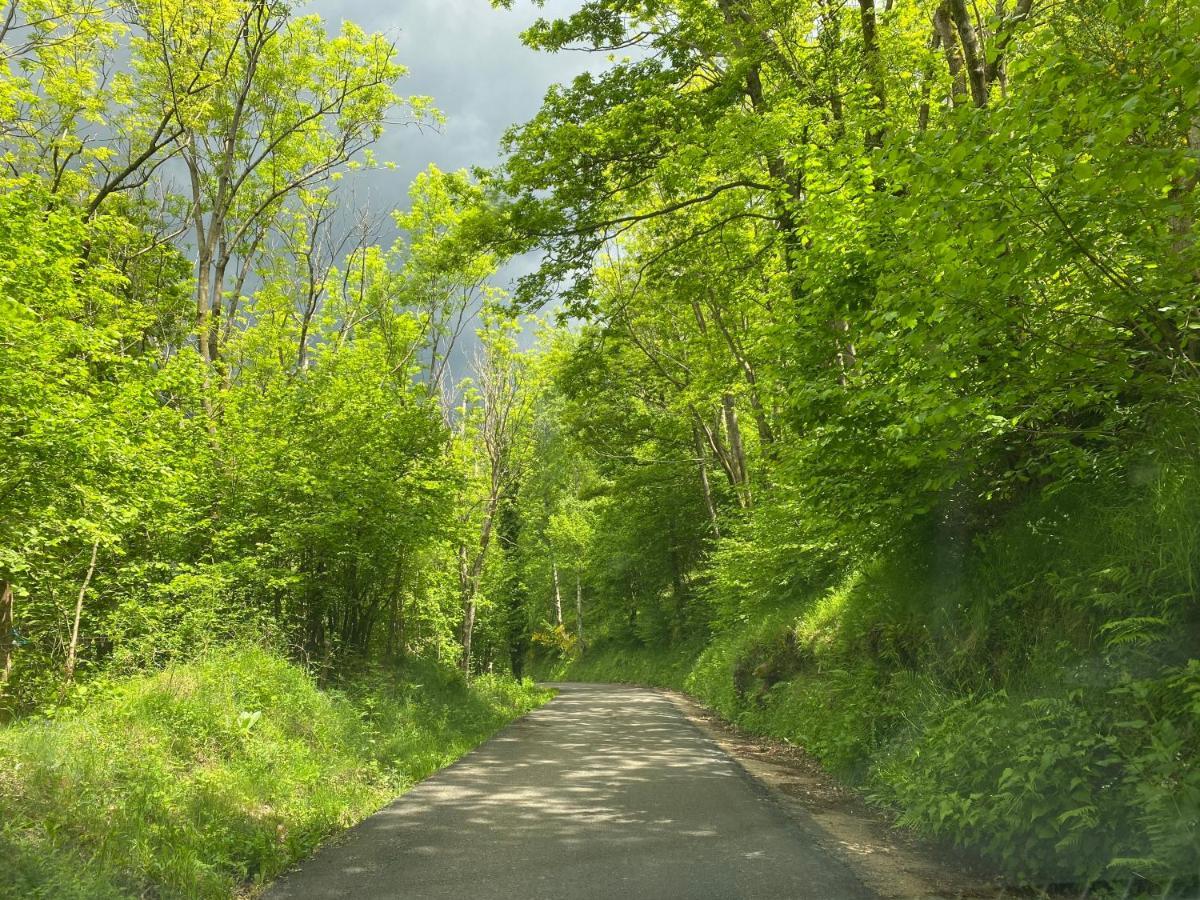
[0,646,551,899]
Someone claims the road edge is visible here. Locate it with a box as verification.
[657,687,1013,900]
[254,685,558,898]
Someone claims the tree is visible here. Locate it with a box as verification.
[456,313,536,674]
[126,0,421,364]
[395,166,501,403]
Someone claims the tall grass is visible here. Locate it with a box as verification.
[0,646,550,899]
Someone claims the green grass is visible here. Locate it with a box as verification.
[648,457,1200,891]
[545,634,1199,893]
[534,636,707,688]
[0,645,551,899]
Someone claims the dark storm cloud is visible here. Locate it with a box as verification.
[303,1,600,356]
[308,0,596,216]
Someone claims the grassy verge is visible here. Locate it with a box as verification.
[537,615,1199,894]
[535,461,1200,894]
[0,645,551,899]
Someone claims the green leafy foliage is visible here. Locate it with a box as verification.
[500,0,1200,891]
[5,0,1200,894]
[0,3,551,894]
[536,461,1200,890]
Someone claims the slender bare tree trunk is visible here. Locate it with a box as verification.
[64,539,100,684]
[1,580,14,687]
[208,240,231,362]
[699,413,750,509]
[692,423,721,537]
[459,499,498,676]
[459,544,476,675]
[460,600,476,670]
[575,573,584,647]
[459,493,500,676]
[221,226,267,354]
[721,393,750,504]
[196,253,215,363]
[706,302,775,447]
[551,554,564,627]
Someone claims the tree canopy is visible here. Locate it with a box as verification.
[2,0,1199,890]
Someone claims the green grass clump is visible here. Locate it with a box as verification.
[533,636,707,689]
[0,646,550,899]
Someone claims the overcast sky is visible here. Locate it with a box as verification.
[298,0,599,362]
[306,0,597,284]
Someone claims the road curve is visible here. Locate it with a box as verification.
[265,683,876,899]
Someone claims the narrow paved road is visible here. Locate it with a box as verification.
[266,683,876,899]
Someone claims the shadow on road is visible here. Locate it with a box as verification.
[265,684,874,899]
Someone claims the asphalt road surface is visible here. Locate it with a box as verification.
[265,683,877,899]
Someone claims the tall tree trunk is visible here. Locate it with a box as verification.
[1,580,13,687]
[188,152,219,367]
[460,598,476,674]
[458,494,499,676]
[918,30,942,131]
[459,544,476,676]
[706,301,776,447]
[933,3,968,105]
[857,0,886,150]
[551,553,563,627]
[196,256,215,364]
[575,573,584,647]
[692,422,721,537]
[721,393,750,506]
[699,414,749,508]
[947,0,988,107]
[64,538,100,685]
[818,0,846,130]
[209,246,230,362]
[221,227,267,353]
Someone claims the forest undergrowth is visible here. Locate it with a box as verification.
[535,443,1200,894]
